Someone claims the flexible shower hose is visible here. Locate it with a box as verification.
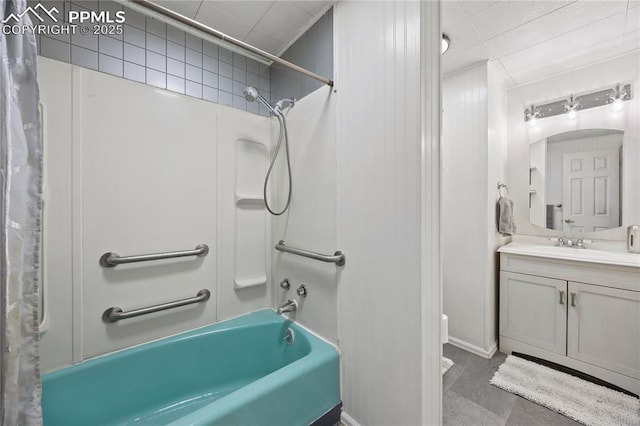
[263,110,292,216]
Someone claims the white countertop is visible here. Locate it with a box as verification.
[498,236,640,269]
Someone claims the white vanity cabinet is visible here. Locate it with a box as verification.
[500,272,567,355]
[567,282,640,381]
[498,243,640,395]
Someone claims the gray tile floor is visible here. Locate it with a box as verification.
[443,344,581,426]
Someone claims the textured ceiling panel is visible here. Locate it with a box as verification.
[194,1,274,40]
[442,1,467,27]
[443,16,485,56]
[443,0,640,86]
[485,1,628,58]
[470,1,572,41]
[153,0,332,56]
[625,4,640,33]
[292,0,331,16]
[153,0,201,19]
[457,1,499,17]
[500,11,627,73]
[249,1,312,50]
[244,27,286,54]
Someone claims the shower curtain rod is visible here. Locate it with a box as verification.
[129,0,334,87]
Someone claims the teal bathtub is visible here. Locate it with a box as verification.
[42,310,341,426]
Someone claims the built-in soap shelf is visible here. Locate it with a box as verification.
[234,277,267,289]
[234,139,268,292]
[235,193,265,208]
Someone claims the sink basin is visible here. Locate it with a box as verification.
[498,237,640,268]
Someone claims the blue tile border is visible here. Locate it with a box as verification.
[32,0,269,115]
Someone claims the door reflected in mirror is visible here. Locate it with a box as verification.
[529,129,623,232]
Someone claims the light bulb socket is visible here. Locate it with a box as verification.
[608,83,629,107]
[563,95,580,116]
[524,104,541,122]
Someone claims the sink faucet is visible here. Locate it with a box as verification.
[277,299,298,315]
[550,237,592,248]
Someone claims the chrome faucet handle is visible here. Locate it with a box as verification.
[280,279,290,290]
[550,237,565,246]
[296,285,307,297]
[576,239,592,249]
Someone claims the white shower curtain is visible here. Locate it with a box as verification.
[0,0,44,424]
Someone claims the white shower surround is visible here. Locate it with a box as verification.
[37,57,274,370]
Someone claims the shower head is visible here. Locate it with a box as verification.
[244,86,276,114]
[243,86,259,102]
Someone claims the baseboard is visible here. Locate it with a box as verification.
[340,411,361,426]
[448,336,498,359]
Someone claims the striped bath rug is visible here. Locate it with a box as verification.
[490,355,640,426]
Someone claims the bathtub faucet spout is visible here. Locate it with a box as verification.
[277,299,298,315]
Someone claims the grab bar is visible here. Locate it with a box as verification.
[102,289,211,323]
[99,244,209,267]
[275,240,346,266]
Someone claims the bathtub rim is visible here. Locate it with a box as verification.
[43,309,341,426]
[44,308,339,374]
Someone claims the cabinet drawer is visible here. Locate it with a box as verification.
[500,271,567,355]
[500,253,640,292]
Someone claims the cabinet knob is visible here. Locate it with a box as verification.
[559,290,565,305]
[570,292,577,307]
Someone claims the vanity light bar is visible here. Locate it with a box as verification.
[523,83,632,122]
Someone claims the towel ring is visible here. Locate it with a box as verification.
[497,182,509,198]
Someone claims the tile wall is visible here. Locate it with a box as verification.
[270,8,333,105]
[30,0,272,115]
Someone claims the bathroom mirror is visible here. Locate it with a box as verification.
[529,129,624,232]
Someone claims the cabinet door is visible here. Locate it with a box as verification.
[500,272,567,355]
[568,282,640,379]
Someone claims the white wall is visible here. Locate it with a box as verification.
[486,62,510,353]
[272,86,338,342]
[443,63,489,352]
[442,61,508,357]
[334,2,425,424]
[507,51,640,241]
[38,57,272,371]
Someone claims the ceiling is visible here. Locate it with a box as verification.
[442,0,640,86]
[152,0,333,56]
[151,0,638,85]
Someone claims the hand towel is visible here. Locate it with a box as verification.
[497,196,516,236]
